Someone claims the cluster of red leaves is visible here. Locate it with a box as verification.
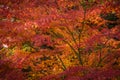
[0,59,25,80]
[42,66,120,80]
[31,34,53,47]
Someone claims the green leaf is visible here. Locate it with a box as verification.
[22,41,33,52]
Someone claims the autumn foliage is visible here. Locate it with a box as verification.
[0,0,120,80]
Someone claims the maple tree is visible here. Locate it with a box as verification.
[0,0,120,80]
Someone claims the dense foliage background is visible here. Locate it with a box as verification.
[0,0,120,80]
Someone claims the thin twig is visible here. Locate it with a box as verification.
[56,55,66,71]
